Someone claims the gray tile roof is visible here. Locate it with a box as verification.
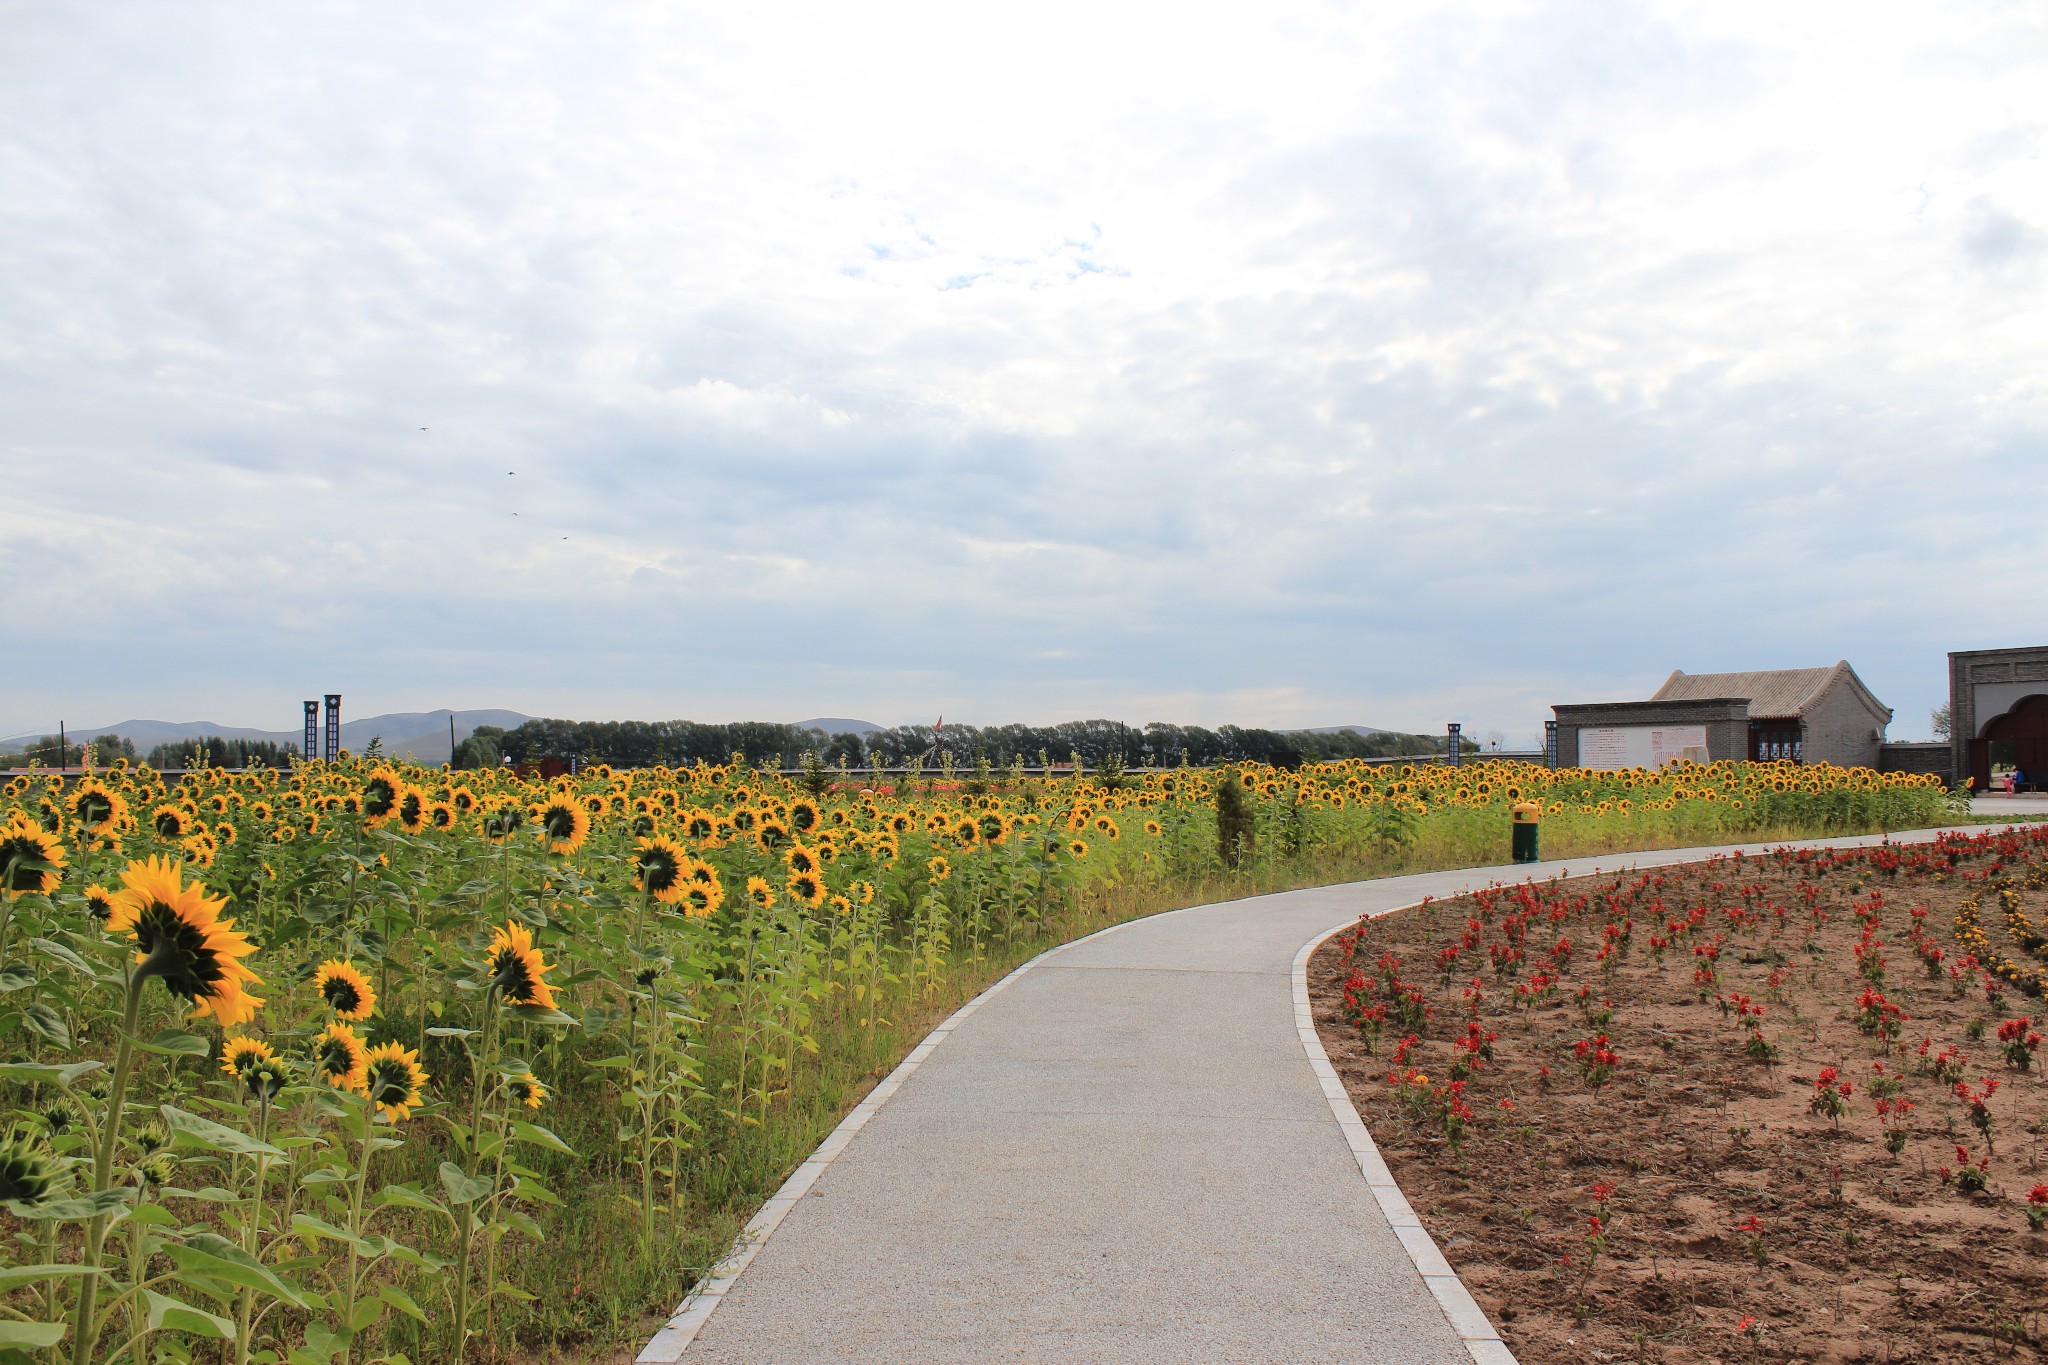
[1651,661,1880,719]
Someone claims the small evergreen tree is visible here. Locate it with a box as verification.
[1215,767,1255,869]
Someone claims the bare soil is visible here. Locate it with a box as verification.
[1310,826,2048,1363]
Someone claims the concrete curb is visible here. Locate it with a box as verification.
[1292,906,1520,1365]
[633,913,1160,1363]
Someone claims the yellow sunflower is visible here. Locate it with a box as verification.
[68,780,127,833]
[786,843,820,877]
[107,856,264,1026]
[360,768,402,827]
[745,876,776,910]
[312,959,377,1021]
[787,869,826,908]
[0,817,66,899]
[312,1020,369,1093]
[361,1041,428,1122]
[485,920,559,1009]
[221,1035,275,1077]
[927,855,952,881]
[395,785,428,834]
[150,803,192,840]
[632,835,688,904]
[532,798,589,855]
[506,1075,548,1111]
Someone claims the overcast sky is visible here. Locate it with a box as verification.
[2,1,2043,743]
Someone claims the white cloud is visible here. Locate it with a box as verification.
[0,0,2042,741]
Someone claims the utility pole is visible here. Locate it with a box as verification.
[449,715,457,768]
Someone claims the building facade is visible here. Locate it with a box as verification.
[1553,661,1892,771]
[1950,646,2048,790]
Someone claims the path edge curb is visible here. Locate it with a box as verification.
[632,910,1161,1362]
[1293,906,1521,1365]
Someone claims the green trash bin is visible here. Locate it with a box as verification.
[1511,801,1541,863]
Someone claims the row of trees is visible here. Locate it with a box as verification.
[467,717,1460,772]
[0,734,304,771]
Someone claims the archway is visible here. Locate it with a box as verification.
[1972,694,2048,791]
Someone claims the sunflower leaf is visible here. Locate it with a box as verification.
[29,937,93,976]
[144,1288,237,1338]
[0,1060,101,1087]
[0,1322,67,1349]
[162,1105,284,1157]
[0,964,35,992]
[134,1030,211,1058]
[379,1285,429,1324]
[164,1235,310,1308]
[507,1004,578,1027]
[290,1213,376,1254]
[373,1183,446,1215]
[0,1263,108,1293]
[18,1003,69,1048]
[510,1121,575,1156]
[438,1162,492,1205]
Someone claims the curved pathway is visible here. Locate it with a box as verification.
[642,824,2013,1365]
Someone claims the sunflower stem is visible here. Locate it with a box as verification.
[71,968,146,1365]
[336,1101,378,1365]
[233,1097,274,1365]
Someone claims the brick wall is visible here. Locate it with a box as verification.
[1797,676,1888,768]
[1878,742,1953,781]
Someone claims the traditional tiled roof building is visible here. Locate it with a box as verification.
[1551,661,1892,770]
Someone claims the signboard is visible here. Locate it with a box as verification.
[1577,725,1710,771]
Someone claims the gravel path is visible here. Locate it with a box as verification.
[649,824,2007,1365]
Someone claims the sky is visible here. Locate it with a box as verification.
[2,0,2044,745]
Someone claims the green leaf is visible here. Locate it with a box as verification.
[0,964,35,992]
[509,1175,560,1207]
[378,1284,429,1325]
[29,937,93,975]
[162,1105,284,1157]
[134,1030,210,1058]
[507,1004,578,1027]
[0,1323,65,1349]
[289,1213,375,1254]
[166,1234,311,1308]
[347,1295,385,1332]
[144,1288,237,1338]
[372,1183,445,1215]
[509,1120,575,1156]
[424,1026,477,1040]
[0,1263,107,1293]
[0,1059,101,1087]
[438,1162,492,1205]
[295,1320,349,1363]
[495,1207,544,1240]
[20,1003,69,1048]
[12,1187,132,1221]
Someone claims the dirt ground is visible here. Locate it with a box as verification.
[1310,827,2048,1363]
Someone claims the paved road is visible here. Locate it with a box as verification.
[663,825,2025,1365]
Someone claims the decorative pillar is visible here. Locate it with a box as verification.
[1544,720,1559,770]
[1447,723,1462,769]
[324,695,341,763]
[303,701,319,764]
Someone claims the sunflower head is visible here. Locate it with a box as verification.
[745,876,776,910]
[221,1035,275,1077]
[313,960,377,1021]
[506,1075,548,1111]
[108,856,264,1026]
[787,844,819,877]
[361,769,401,824]
[0,818,66,899]
[787,870,826,907]
[927,855,952,881]
[482,803,525,843]
[0,1132,64,1209]
[312,1021,369,1093]
[485,921,558,1009]
[532,799,590,855]
[361,1041,428,1122]
[70,780,126,832]
[633,836,686,902]
[395,786,428,833]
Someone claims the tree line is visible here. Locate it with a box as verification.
[462,717,1458,772]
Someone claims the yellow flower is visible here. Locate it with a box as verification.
[927,855,952,881]
[107,856,265,1026]
[313,959,377,1021]
[362,1041,428,1122]
[221,1035,275,1077]
[507,1076,548,1111]
[312,1021,369,1093]
[0,817,66,898]
[485,921,558,1009]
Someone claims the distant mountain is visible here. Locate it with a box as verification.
[793,718,886,735]
[1285,725,1395,736]
[2,710,532,766]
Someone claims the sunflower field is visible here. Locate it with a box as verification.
[0,753,1956,1363]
